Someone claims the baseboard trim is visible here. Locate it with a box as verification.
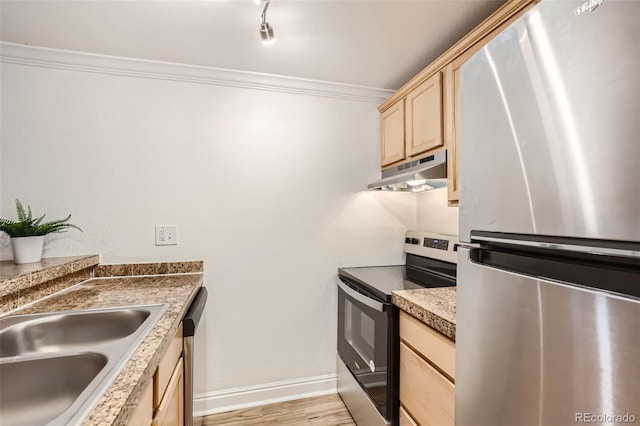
[0,42,392,103]
[193,373,338,417]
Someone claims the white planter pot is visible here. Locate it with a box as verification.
[10,236,45,264]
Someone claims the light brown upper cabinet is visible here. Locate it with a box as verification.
[377,0,540,203]
[379,72,443,168]
[380,100,406,167]
[443,49,474,206]
[405,72,443,157]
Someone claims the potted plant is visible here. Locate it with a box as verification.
[0,199,82,264]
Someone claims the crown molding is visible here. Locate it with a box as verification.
[0,42,393,104]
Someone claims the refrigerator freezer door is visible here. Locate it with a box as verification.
[459,0,640,242]
[456,247,640,425]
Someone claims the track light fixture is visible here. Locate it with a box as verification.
[259,0,276,45]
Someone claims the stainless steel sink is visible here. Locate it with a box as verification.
[0,304,168,425]
[0,309,150,357]
[0,353,108,426]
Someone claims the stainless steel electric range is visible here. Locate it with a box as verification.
[336,231,458,426]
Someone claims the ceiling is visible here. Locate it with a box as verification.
[0,0,505,90]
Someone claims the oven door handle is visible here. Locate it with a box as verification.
[337,277,385,312]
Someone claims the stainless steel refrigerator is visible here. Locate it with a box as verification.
[456,0,640,425]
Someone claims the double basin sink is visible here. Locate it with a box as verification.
[0,304,168,425]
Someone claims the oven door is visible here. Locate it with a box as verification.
[337,275,397,422]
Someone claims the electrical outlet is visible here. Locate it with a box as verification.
[155,225,177,246]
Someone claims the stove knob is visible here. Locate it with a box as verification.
[411,238,419,245]
[405,237,411,243]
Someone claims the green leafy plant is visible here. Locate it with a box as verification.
[0,199,82,237]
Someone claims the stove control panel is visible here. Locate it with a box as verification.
[404,230,458,264]
[423,237,449,251]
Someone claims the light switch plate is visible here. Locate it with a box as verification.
[155,225,177,246]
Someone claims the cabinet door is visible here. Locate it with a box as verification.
[399,406,419,426]
[127,380,154,426]
[405,72,443,157]
[153,357,184,426]
[380,100,405,166]
[155,323,183,409]
[399,311,455,380]
[443,62,460,205]
[400,342,454,426]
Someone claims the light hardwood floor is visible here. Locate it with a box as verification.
[198,394,356,426]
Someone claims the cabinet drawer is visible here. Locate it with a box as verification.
[154,323,183,409]
[400,342,454,426]
[400,311,455,380]
[153,357,184,426]
[399,406,419,426]
[127,379,153,426]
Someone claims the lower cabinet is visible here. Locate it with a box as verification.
[153,357,184,426]
[154,322,184,426]
[399,311,455,426]
[127,323,184,426]
[400,406,420,426]
[128,379,154,426]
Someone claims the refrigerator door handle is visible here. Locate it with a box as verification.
[459,244,530,276]
[472,235,640,259]
[461,241,640,299]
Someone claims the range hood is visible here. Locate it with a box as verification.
[368,150,448,192]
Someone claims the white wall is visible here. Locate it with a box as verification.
[0,52,417,414]
[416,188,459,236]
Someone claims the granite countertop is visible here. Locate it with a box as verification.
[0,255,99,299]
[2,271,203,426]
[392,287,456,341]
[0,255,98,284]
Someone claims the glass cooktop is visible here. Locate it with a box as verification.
[338,265,430,302]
